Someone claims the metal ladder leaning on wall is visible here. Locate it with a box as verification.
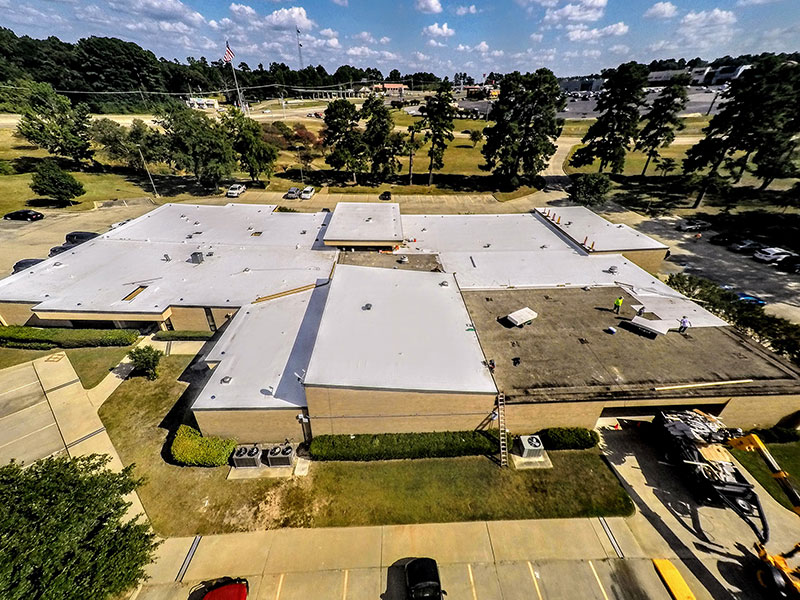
[497,393,508,467]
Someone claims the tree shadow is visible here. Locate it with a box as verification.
[25,198,78,208]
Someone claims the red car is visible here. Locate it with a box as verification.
[201,578,248,600]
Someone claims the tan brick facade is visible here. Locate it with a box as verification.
[193,408,302,443]
[0,302,37,326]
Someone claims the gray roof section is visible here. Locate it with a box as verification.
[323,202,403,243]
[193,287,328,410]
[304,265,497,394]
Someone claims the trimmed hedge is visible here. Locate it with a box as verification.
[152,330,215,341]
[4,341,57,350]
[0,326,138,349]
[537,427,599,450]
[170,425,236,467]
[750,427,800,444]
[310,430,502,461]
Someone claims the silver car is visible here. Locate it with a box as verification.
[300,186,315,199]
[226,184,246,198]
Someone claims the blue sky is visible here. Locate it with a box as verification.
[1,0,797,78]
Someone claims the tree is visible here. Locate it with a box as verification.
[361,95,404,179]
[16,81,94,165]
[0,454,159,600]
[220,108,279,183]
[90,118,166,169]
[29,160,85,204]
[420,83,456,185]
[405,122,424,185]
[635,74,689,175]
[570,62,649,173]
[751,140,799,190]
[469,129,484,148]
[388,69,402,81]
[157,107,235,187]
[656,157,678,177]
[322,99,367,183]
[569,173,612,206]
[128,345,164,380]
[481,69,564,185]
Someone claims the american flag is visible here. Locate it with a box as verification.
[223,42,235,63]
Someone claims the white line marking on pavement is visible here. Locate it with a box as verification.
[0,423,57,449]
[342,569,349,600]
[527,561,544,600]
[0,400,47,420]
[0,381,39,397]
[275,573,284,600]
[588,560,610,600]
[467,563,478,600]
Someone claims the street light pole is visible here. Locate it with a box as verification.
[136,145,159,198]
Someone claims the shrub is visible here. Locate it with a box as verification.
[152,330,215,341]
[569,173,612,206]
[537,427,599,450]
[0,326,138,348]
[750,427,800,444]
[275,205,299,213]
[0,160,14,175]
[4,341,57,350]
[310,430,503,461]
[170,425,236,467]
[128,345,163,380]
[30,159,86,203]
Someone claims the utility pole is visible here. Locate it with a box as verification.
[296,28,304,71]
[706,90,720,116]
[136,145,159,198]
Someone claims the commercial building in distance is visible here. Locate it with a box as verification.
[1,202,798,443]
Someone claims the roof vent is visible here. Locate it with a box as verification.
[190,251,204,264]
[365,217,372,222]
[221,376,232,384]
[440,281,449,287]
[163,253,171,262]
[607,265,619,274]
[362,303,372,311]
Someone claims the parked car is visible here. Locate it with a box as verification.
[754,247,796,263]
[226,184,246,198]
[284,187,301,199]
[776,256,800,274]
[300,186,315,199]
[199,578,249,600]
[379,191,392,201]
[728,239,764,253]
[675,220,712,232]
[708,233,740,246]
[110,219,131,229]
[735,292,766,306]
[48,243,77,257]
[4,209,44,222]
[405,558,446,599]
[12,258,44,273]
[65,231,99,245]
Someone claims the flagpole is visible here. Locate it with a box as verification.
[230,61,246,115]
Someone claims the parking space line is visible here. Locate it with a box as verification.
[467,564,478,600]
[0,400,47,420]
[342,569,349,600]
[0,423,57,449]
[0,381,39,397]
[588,561,610,600]
[527,561,544,600]
[275,573,284,600]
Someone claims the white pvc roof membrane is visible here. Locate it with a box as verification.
[304,265,497,393]
[0,204,337,314]
[533,207,668,252]
[193,287,328,410]
[323,202,403,243]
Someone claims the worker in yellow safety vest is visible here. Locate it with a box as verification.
[613,296,623,314]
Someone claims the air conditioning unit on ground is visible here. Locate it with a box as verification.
[265,444,294,467]
[232,444,261,468]
[516,435,545,459]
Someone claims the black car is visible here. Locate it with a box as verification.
[728,239,765,253]
[708,233,740,246]
[4,209,44,222]
[405,558,446,599]
[49,243,77,257]
[379,191,392,201]
[777,256,800,274]
[65,231,99,244]
[12,258,44,273]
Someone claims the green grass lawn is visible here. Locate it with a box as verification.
[65,346,134,389]
[99,355,632,535]
[0,347,53,370]
[563,143,691,176]
[732,443,800,512]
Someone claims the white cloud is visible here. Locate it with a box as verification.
[490,49,505,57]
[515,0,559,10]
[109,0,205,27]
[332,0,348,5]
[678,8,737,48]
[544,0,607,23]
[529,32,543,42]
[428,39,446,47]
[229,2,257,19]
[319,27,338,37]
[379,36,391,44]
[415,0,442,13]
[474,40,490,53]
[644,1,677,18]
[566,21,628,41]
[737,0,778,4]
[379,50,399,60]
[347,45,377,57]
[455,4,477,15]
[582,48,601,57]
[648,39,678,52]
[264,6,315,30]
[609,43,630,53]
[353,31,376,43]
[412,50,430,61]
[423,22,455,37]
[325,37,341,48]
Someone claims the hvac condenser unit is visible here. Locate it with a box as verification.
[516,435,545,459]
[232,444,261,468]
[266,444,294,468]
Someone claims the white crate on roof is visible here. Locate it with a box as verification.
[507,307,538,326]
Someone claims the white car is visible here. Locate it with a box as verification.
[754,247,796,263]
[300,186,315,200]
[226,184,246,198]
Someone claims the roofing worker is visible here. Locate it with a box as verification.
[613,296,624,314]
[678,316,692,334]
